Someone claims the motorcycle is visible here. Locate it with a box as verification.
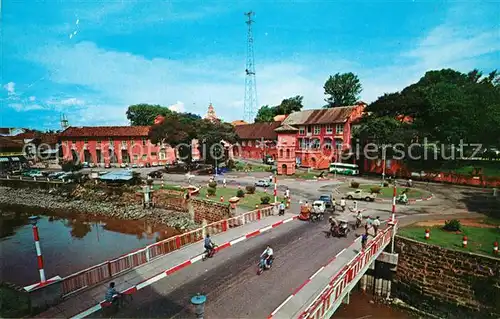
[396,195,409,205]
[257,255,273,275]
[202,244,218,261]
[331,220,350,237]
[309,212,324,222]
[355,218,362,229]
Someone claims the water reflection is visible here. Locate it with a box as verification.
[0,208,180,286]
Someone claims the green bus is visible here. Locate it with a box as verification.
[329,163,359,175]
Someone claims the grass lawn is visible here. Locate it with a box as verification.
[292,170,329,180]
[198,186,284,210]
[233,161,273,173]
[358,184,429,199]
[399,220,500,257]
[447,165,500,178]
[0,285,31,317]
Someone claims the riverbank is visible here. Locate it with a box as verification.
[0,186,197,231]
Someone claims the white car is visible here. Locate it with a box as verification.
[255,179,270,187]
[312,200,326,213]
[152,162,158,167]
[120,163,127,168]
[345,189,377,201]
[131,163,138,168]
[138,163,145,168]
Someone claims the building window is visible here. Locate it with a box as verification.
[142,154,147,160]
[121,140,127,147]
[142,138,147,146]
[242,141,246,146]
[72,140,76,144]
[248,141,253,147]
[335,141,343,149]
[64,141,68,146]
[326,125,333,134]
[336,124,344,134]
[299,126,305,135]
[133,155,139,160]
[109,138,113,144]
[324,139,332,149]
[97,139,101,144]
[84,138,88,144]
[314,126,321,135]
[307,126,312,134]
[151,152,157,156]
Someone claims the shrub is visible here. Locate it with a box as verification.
[237,189,245,198]
[246,185,256,194]
[208,181,217,188]
[350,181,360,188]
[443,219,461,232]
[227,159,235,169]
[146,179,154,186]
[61,161,83,172]
[383,182,389,187]
[260,195,271,204]
[207,187,216,196]
[370,186,381,194]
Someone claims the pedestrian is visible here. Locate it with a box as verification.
[373,216,381,235]
[223,178,226,188]
[361,233,368,251]
[285,188,290,199]
[340,197,346,212]
[269,174,273,183]
[365,216,373,235]
[279,201,285,216]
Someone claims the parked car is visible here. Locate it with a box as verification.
[152,162,158,167]
[148,170,163,178]
[345,189,377,201]
[48,171,65,179]
[82,162,90,168]
[22,170,43,177]
[131,163,138,168]
[319,194,334,208]
[255,179,270,187]
[138,163,145,168]
[104,163,111,169]
[58,172,74,180]
[120,163,127,168]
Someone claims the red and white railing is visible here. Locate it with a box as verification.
[298,223,397,319]
[60,206,274,297]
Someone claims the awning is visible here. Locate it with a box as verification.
[0,157,8,162]
[11,157,20,161]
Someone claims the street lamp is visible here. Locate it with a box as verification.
[29,215,46,283]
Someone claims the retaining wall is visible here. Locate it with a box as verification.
[393,236,500,318]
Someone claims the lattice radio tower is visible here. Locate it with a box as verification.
[244,11,258,123]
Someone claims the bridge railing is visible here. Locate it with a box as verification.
[60,205,275,297]
[298,223,396,319]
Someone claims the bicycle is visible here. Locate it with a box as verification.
[101,293,133,317]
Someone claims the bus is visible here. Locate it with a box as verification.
[329,163,359,175]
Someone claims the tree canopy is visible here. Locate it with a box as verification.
[254,95,304,122]
[355,68,500,170]
[149,112,236,165]
[324,72,362,108]
[126,104,172,126]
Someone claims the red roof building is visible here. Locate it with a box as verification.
[59,126,176,167]
[233,104,366,172]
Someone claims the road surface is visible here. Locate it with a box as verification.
[98,214,360,318]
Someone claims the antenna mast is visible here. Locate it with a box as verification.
[244,11,258,123]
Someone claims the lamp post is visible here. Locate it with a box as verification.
[381,148,386,185]
[29,216,46,283]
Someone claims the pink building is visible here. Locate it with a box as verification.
[59,126,176,167]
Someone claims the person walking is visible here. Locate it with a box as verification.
[223,178,227,188]
[365,216,373,236]
[279,201,286,216]
[361,233,368,251]
[373,216,381,235]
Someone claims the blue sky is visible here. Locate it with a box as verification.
[2,0,499,130]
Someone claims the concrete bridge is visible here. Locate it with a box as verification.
[30,197,398,319]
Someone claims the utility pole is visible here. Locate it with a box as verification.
[244,11,258,123]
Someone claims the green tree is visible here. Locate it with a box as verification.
[276,95,304,114]
[126,104,172,126]
[255,105,277,122]
[197,121,238,166]
[324,72,362,108]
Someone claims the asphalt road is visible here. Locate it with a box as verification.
[92,214,359,318]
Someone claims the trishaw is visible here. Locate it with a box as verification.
[298,204,311,221]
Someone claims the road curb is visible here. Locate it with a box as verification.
[70,215,298,319]
[375,193,434,203]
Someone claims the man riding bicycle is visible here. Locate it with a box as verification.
[105,282,122,306]
[355,210,363,228]
[204,234,215,255]
[261,245,274,268]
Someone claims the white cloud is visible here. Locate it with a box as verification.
[59,97,85,106]
[29,96,36,101]
[168,101,185,112]
[3,82,16,95]
[9,103,44,112]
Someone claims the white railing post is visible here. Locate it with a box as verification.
[145,246,151,262]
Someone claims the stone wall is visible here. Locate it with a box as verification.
[190,198,231,223]
[394,236,500,318]
[153,189,188,212]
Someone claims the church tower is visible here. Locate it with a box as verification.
[205,103,219,123]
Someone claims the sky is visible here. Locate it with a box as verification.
[1,0,499,130]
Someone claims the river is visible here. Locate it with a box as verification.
[333,292,415,318]
[0,208,179,286]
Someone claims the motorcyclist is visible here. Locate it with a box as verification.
[204,234,215,256]
[365,216,373,235]
[329,216,339,235]
[261,245,274,268]
[355,210,363,228]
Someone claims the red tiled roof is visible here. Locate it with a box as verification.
[234,122,281,140]
[0,128,11,135]
[60,126,151,138]
[0,136,24,150]
[283,106,358,125]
